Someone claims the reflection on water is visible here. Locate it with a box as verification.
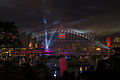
[60,56,67,76]
[0,53,101,77]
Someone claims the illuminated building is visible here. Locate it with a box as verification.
[113,37,120,47]
[105,36,120,51]
[29,42,34,49]
[80,67,83,73]
[106,37,111,47]
[35,42,38,48]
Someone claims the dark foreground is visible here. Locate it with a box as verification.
[0,52,120,80]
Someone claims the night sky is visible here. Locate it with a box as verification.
[0,0,120,34]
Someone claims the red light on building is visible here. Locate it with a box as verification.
[107,37,111,47]
[59,35,65,38]
[59,33,65,39]
[11,36,15,42]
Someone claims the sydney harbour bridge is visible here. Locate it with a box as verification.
[31,25,110,55]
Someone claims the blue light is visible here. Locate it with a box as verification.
[47,31,55,47]
[80,71,82,73]
[53,20,61,25]
[45,54,46,56]
[43,18,47,24]
[42,17,56,49]
[44,30,55,49]
[40,54,42,56]
[45,30,48,49]
[65,52,69,55]
[54,70,57,78]
[65,56,67,59]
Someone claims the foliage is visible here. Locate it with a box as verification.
[0,20,21,48]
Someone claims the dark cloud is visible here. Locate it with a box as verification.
[0,0,120,33]
[76,12,120,34]
[0,0,13,8]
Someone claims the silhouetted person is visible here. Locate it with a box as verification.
[69,72,75,80]
[61,71,69,80]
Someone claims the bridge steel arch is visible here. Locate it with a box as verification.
[31,28,109,49]
[32,28,95,41]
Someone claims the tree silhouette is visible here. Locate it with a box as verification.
[0,20,21,48]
